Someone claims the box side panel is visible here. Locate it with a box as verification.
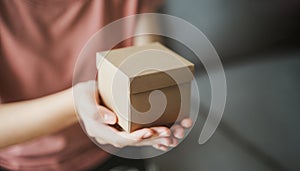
[129,83,191,132]
[97,58,130,132]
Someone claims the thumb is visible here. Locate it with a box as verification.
[98,106,117,125]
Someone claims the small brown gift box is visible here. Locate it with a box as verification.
[96,42,194,132]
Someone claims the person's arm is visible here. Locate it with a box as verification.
[0,88,77,148]
[0,81,184,151]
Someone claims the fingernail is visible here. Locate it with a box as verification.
[104,114,109,121]
[104,113,113,123]
[143,132,152,139]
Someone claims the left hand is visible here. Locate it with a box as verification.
[74,80,193,151]
[139,118,193,151]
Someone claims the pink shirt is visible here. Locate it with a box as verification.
[0,0,161,170]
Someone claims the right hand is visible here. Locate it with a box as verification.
[73,81,176,149]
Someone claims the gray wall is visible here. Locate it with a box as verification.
[150,1,300,171]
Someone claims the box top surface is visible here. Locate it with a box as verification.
[97,42,194,93]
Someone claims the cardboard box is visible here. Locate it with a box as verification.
[96,42,194,132]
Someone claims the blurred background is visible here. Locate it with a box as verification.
[149,0,300,171]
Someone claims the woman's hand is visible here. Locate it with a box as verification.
[74,81,192,151]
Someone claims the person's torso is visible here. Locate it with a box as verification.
[0,0,150,170]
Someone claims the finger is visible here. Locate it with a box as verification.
[136,137,173,147]
[153,137,178,147]
[90,125,128,148]
[117,128,153,143]
[149,126,171,137]
[129,128,154,140]
[153,144,168,151]
[170,137,179,147]
[180,118,193,128]
[97,106,117,125]
[171,124,185,139]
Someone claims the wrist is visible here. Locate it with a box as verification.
[61,87,79,126]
